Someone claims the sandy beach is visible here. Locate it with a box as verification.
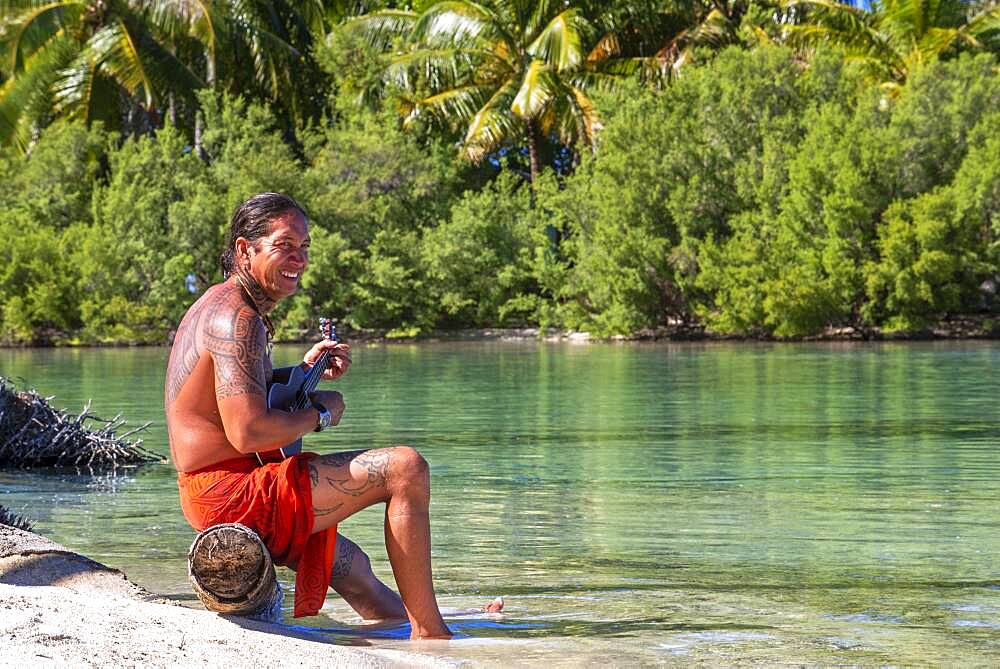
[0,525,451,668]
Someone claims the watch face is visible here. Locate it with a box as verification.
[314,402,331,431]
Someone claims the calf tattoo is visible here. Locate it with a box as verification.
[331,540,357,579]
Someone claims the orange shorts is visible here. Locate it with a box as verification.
[177,454,336,618]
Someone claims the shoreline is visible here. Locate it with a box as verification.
[0,524,452,668]
[3,314,999,348]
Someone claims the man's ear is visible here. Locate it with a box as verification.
[234,237,252,264]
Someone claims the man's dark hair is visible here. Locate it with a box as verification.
[220,192,307,278]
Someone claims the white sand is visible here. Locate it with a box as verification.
[0,526,453,668]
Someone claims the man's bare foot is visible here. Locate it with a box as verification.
[410,620,453,640]
[483,596,504,613]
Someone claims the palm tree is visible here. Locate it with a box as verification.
[349,0,634,184]
[783,0,1000,89]
[150,0,327,155]
[646,0,770,78]
[0,0,326,152]
[0,0,204,150]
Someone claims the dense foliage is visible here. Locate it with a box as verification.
[0,1,998,344]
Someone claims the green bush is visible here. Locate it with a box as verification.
[0,121,107,344]
[422,173,537,327]
[83,125,204,342]
[0,218,81,343]
[0,121,108,229]
[865,112,1000,328]
[297,99,469,334]
[1,43,999,343]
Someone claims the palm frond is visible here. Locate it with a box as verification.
[540,84,600,148]
[782,0,876,44]
[527,8,592,72]
[0,1,80,76]
[386,46,506,90]
[687,8,738,47]
[141,0,225,54]
[406,82,493,126]
[341,9,418,50]
[510,58,558,120]
[286,0,327,40]
[463,76,519,162]
[0,32,76,151]
[224,1,300,96]
[964,4,1000,37]
[568,67,634,93]
[49,48,93,116]
[919,25,965,56]
[522,0,558,40]
[569,86,600,147]
[50,53,118,126]
[787,15,908,78]
[86,19,154,105]
[585,31,621,65]
[127,16,204,100]
[412,1,512,52]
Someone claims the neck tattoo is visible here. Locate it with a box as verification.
[233,265,276,344]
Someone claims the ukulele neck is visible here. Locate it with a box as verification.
[293,350,330,411]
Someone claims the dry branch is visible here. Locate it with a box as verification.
[0,503,34,532]
[0,376,160,471]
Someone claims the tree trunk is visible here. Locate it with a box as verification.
[526,119,540,187]
[188,523,282,621]
[168,93,177,126]
[194,49,216,160]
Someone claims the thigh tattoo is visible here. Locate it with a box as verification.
[308,450,362,491]
[314,501,344,517]
[311,448,396,497]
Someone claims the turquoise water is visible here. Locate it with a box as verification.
[1,341,998,665]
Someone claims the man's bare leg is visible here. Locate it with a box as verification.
[321,535,504,620]
[307,447,451,639]
[328,534,405,620]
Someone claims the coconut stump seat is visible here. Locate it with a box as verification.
[187,523,282,621]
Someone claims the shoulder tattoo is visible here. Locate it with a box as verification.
[204,302,268,401]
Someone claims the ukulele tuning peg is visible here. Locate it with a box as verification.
[319,317,339,343]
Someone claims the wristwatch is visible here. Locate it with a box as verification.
[313,401,333,432]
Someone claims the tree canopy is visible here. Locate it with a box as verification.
[1,0,998,344]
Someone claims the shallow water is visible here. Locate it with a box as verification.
[1,341,998,666]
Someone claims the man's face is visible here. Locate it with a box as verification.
[244,210,310,301]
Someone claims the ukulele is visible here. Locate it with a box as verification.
[256,318,340,466]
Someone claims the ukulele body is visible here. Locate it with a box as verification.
[256,366,305,464]
[254,318,338,466]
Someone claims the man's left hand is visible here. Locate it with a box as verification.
[303,341,351,381]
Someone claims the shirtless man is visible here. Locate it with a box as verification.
[165,192,451,639]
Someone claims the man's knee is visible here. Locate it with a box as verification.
[388,446,429,490]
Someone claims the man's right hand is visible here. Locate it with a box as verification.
[312,390,345,426]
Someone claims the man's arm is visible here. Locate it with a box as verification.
[204,304,319,453]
